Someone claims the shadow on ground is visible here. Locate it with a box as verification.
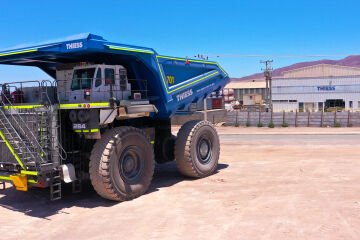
[0,162,229,219]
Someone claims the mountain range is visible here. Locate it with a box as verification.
[232,55,360,81]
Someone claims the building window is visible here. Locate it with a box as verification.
[318,102,323,111]
[299,102,304,112]
[350,101,353,108]
[272,100,291,103]
[289,100,297,103]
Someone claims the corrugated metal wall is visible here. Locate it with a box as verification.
[227,111,360,127]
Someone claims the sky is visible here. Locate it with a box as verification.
[1,0,360,81]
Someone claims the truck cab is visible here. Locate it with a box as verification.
[60,64,131,103]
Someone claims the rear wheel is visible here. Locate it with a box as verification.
[175,121,220,178]
[89,127,154,201]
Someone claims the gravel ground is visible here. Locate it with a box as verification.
[1,127,360,240]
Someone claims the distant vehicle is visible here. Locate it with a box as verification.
[325,99,345,112]
[0,34,229,201]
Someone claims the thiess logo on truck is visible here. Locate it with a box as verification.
[66,42,83,50]
[176,89,193,101]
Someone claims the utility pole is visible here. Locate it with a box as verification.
[203,98,207,121]
[196,53,209,120]
[261,60,273,112]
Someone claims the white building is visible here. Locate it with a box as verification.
[272,64,360,112]
[225,80,266,106]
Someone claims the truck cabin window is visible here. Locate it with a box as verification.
[95,68,102,87]
[105,68,115,85]
[71,68,96,90]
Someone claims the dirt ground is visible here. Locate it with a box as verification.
[1,127,360,240]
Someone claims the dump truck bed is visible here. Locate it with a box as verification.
[0,33,230,118]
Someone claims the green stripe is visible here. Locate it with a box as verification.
[107,45,154,54]
[168,71,219,93]
[156,55,227,94]
[0,176,11,181]
[157,55,217,64]
[0,49,37,57]
[59,102,110,109]
[75,129,99,133]
[3,104,44,109]
[20,170,38,176]
[157,55,228,76]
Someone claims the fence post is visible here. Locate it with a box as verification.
[247,111,250,126]
[307,111,310,127]
[347,110,350,127]
[334,110,337,126]
[258,111,261,125]
[295,109,298,127]
[321,110,324,127]
[283,111,285,125]
[235,110,239,126]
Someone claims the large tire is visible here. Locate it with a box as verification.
[89,127,154,201]
[175,121,220,178]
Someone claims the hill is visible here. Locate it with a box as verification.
[233,55,360,81]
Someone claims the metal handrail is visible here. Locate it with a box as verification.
[0,108,39,169]
[0,92,48,166]
[41,80,67,162]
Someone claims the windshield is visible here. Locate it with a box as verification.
[71,68,96,90]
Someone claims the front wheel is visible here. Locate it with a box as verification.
[175,121,220,178]
[89,127,154,201]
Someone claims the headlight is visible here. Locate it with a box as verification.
[78,110,90,123]
[69,110,77,122]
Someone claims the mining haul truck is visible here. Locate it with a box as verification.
[0,34,229,201]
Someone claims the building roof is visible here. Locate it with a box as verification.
[279,64,360,78]
[226,80,266,89]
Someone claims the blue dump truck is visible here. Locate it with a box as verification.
[0,34,230,201]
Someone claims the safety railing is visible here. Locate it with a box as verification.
[0,93,47,169]
[0,80,66,169]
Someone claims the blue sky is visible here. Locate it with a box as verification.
[1,0,359,81]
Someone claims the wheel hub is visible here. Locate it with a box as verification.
[199,140,209,158]
[123,156,136,172]
[120,146,142,181]
[197,138,212,164]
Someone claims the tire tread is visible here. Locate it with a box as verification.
[175,121,220,178]
[89,127,154,201]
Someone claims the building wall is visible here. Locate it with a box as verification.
[243,94,263,105]
[272,76,360,112]
[234,88,265,104]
